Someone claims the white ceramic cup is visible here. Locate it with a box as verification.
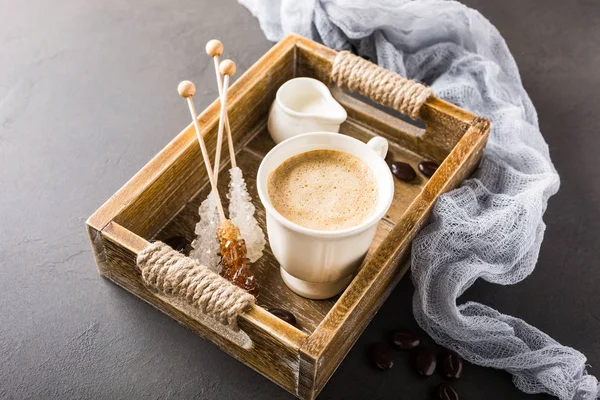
[257,132,394,299]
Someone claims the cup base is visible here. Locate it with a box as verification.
[280,267,354,300]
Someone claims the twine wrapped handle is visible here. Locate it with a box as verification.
[331,50,433,119]
[137,241,255,331]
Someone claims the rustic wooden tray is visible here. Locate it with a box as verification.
[86,34,489,399]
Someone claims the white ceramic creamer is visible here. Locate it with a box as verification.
[267,78,347,144]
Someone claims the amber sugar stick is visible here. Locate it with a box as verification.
[187,47,222,270]
[178,80,258,296]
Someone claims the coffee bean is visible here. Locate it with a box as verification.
[437,383,459,400]
[369,342,394,370]
[414,346,436,376]
[441,350,463,379]
[390,162,416,182]
[418,161,439,177]
[268,308,297,327]
[389,329,420,350]
[165,236,187,252]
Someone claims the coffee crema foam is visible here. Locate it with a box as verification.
[267,149,378,231]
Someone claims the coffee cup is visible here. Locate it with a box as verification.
[257,132,394,299]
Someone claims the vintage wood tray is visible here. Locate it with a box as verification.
[86,34,490,399]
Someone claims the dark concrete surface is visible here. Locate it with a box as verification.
[1,0,598,399]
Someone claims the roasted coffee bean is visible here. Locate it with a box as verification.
[437,382,459,400]
[418,161,439,177]
[369,342,394,370]
[441,351,463,379]
[268,308,297,327]
[389,329,420,350]
[390,162,416,182]
[165,236,187,252]
[414,346,436,376]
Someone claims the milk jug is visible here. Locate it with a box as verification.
[268,78,347,144]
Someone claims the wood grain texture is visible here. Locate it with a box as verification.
[86,224,110,278]
[101,222,307,395]
[86,33,490,399]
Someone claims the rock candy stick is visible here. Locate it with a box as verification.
[178,80,258,295]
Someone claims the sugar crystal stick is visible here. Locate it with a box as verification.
[189,40,228,270]
[207,43,266,263]
[189,190,220,271]
[181,79,221,271]
[178,80,258,296]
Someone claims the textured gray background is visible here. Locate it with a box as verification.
[1,0,599,399]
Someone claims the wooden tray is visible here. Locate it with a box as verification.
[86,34,490,399]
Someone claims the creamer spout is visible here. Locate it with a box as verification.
[268,77,348,144]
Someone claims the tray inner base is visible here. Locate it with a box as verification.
[152,114,430,335]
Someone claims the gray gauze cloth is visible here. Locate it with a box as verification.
[239,0,600,399]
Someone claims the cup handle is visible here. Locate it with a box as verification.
[367,136,388,159]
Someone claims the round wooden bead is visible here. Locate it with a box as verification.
[219,59,236,76]
[177,80,196,98]
[206,39,224,57]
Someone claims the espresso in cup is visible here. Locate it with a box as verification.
[267,149,378,231]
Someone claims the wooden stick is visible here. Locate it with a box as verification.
[213,59,236,179]
[177,80,226,221]
[206,40,227,183]
[206,40,237,172]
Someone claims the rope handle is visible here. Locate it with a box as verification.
[136,241,255,331]
[330,50,433,119]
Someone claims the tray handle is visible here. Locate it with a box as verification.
[136,241,255,331]
[331,50,433,120]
